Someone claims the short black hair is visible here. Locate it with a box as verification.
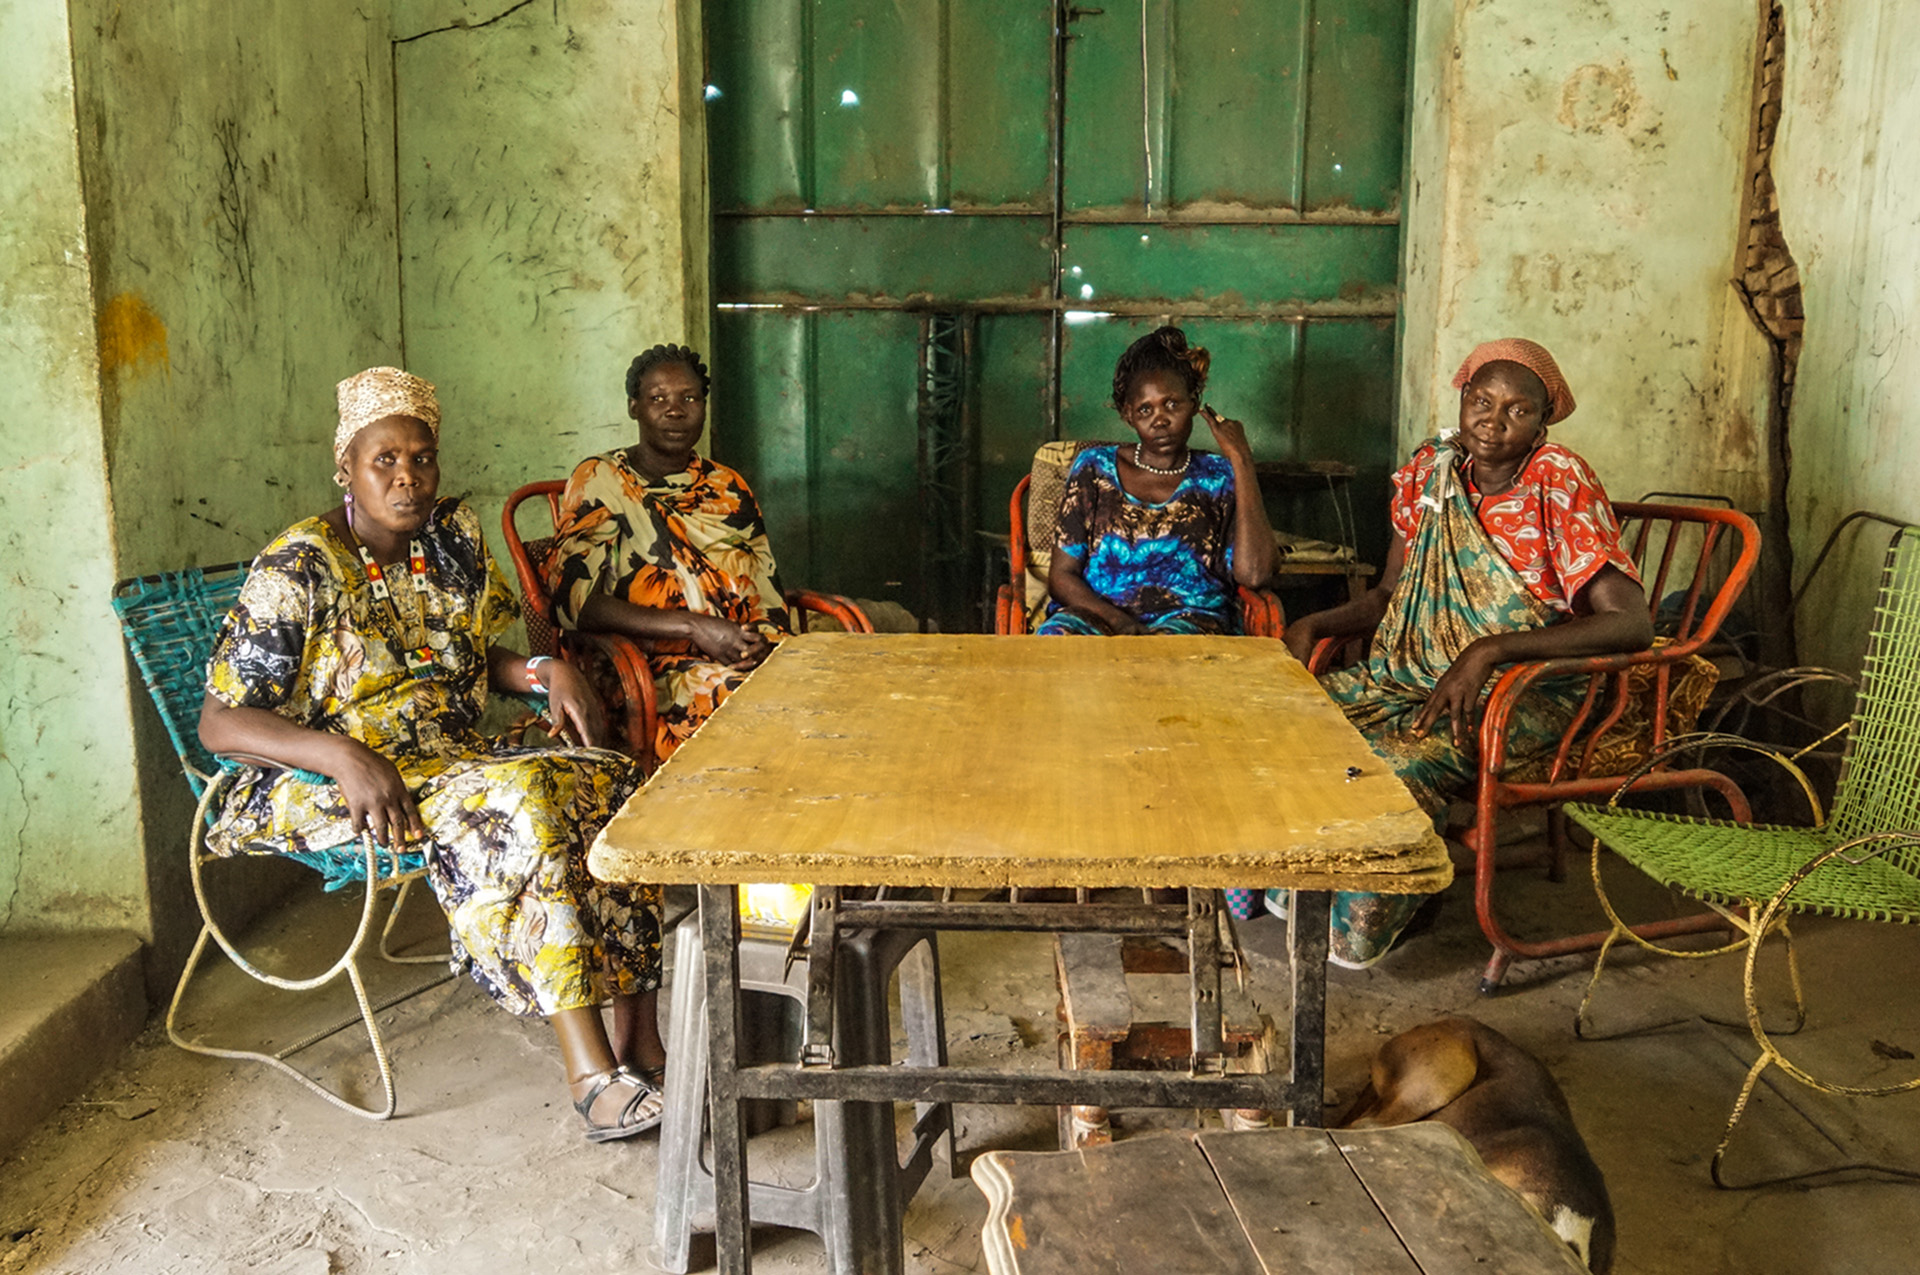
[626,344,711,399]
[1111,325,1210,411]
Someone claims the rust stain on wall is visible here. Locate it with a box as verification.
[1557,63,1640,133]
[96,292,170,378]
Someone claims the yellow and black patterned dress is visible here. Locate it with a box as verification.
[547,450,791,762]
[204,498,658,1018]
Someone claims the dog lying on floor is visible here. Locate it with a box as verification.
[1338,1016,1616,1274]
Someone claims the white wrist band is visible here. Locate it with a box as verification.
[526,655,553,694]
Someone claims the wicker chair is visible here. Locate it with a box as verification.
[1566,524,1920,1187]
[503,480,874,776]
[113,563,451,1120]
[995,441,1285,638]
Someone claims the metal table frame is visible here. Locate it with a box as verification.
[697,883,1333,1275]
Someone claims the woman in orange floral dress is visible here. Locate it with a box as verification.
[548,345,791,764]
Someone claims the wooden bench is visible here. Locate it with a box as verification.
[972,1125,1588,1275]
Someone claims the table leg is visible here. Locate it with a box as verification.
[825,931,908,1275]
[700,884,753,1275]
[1186,889,1225,1066]
[1287,889,1331,1128]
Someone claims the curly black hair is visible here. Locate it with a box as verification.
[1110,325,1210,411]
[625,344,711,399]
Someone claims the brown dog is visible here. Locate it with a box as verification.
[1339,1017,1616,1274]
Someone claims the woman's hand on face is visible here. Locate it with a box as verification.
[542,658,608,749]
[1200,406,1254,462]
[1411,642,1500,750]
[330,739,425,850]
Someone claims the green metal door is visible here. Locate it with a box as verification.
[706,1,1407,631]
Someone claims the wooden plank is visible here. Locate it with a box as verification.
[591,634,1449,892]
[1331,1126,1589,1275]
[1197,1129,1422,1274]
[971,1137,1265,1275]
[1055,933,1133,1045]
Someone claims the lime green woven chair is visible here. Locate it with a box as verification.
[113,562,452,1120]
[1565,525,1920,1187]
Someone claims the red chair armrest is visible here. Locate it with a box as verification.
[784,589,875,634]
[560,631,659,774]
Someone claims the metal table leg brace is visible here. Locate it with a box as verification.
[697,884,1334,1275]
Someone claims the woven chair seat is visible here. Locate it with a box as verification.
[1566,803,1920,924]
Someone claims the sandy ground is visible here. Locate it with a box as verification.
[4,862,1920,1275]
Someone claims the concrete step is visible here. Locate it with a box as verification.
[0,931,146,1161]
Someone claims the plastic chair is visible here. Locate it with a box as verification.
[652,912,951,1273]
[995,441,1285,637]
[1308,502,1761,991]
[112,563,452,1120]
[1566,525,1920,1187]
[503,480,875,775]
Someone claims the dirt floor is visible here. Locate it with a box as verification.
[4,847,1920,1275]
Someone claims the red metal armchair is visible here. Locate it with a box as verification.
[1310,501,1762,992]
[503,480,873,776]
[996,442,1284,638]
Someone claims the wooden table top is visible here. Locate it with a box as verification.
[590,633,1449,893]
[971,1125,1589,1275]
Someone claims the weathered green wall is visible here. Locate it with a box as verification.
[1,0,703,969]
[394,0,709,562]
[1775,0,1920,673]
[1401,0,1775,512]
[0,0,147,936]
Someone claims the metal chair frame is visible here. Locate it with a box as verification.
[1309,501,1763,991]
[1567,525,1920,1187]
[113,562,450,1121]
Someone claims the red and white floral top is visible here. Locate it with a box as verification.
[1389,440,1640,613]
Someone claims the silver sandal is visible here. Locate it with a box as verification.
[573,1065,663,1142]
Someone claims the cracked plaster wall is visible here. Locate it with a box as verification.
[393,0,709,571]
[1400,0,1775,515]
[0,0,146,936]
[1773,0,1920,673]
[2,0,703,960]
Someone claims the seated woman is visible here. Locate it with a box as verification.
[1040,326,1276,635]
[198,367,666,1143]
[548,344,789,763]
[1283,338,1653,968]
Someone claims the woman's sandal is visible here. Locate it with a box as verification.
[633,1062,666,1090]
[573,1065,664,1143]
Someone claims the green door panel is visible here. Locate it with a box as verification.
[1060,222,1399,312]
[715,215,1054,306]
[707,0,1408,628]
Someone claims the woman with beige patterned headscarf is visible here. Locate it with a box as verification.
[198,366,668,1142]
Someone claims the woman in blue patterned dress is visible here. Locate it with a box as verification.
[1039,326,1276,635]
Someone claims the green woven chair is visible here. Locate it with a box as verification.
[1565,526,1920,1186]
[113,562,451,1120]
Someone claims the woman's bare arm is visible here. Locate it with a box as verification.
[1200,408,1277,589]
[1046,552,1150,636]
[198,695,424,848]
[1282,536,1406,663]
[1412,564,1653,746]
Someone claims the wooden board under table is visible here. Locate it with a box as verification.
[591,633,1449,895]
[971,1125,1587,1275]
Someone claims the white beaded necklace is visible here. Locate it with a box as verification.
[1132,441,1190,476]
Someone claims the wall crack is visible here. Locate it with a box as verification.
[393,0,540,44]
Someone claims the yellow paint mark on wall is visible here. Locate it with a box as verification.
[96,292,170,377]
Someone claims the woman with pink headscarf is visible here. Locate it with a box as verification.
[1283,339,1653,967]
